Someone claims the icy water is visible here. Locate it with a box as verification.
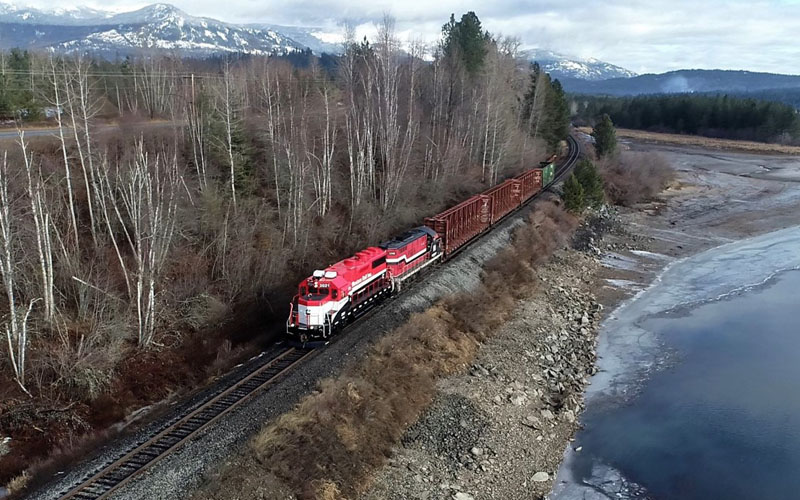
[551,226,800,500]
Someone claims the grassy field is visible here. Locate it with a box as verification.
[578,127,800,155]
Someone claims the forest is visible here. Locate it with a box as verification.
[0,12,570,488]
[572,93,800,143]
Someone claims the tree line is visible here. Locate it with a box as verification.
[572,93,800,143]
[0,12,571,483]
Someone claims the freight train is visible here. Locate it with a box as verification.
[286,155,560,343]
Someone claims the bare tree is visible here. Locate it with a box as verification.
[63,55,102,245]
[341,24,377,211]
[47,56,80,251]
[186,73,209,190]
[374,15,418,209]
[19,133,56,323]
[216,61,242,211]
[113,142,180,347]
[0,151,37,396]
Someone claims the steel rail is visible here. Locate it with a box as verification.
[56,347,312,500]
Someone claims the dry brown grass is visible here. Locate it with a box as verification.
[578,126,800,155]
[238,201,577,500]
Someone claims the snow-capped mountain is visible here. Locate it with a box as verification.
[523,49,636,81]
[0,2,306,57]
[249,24,343,55]
[0,2,112,25]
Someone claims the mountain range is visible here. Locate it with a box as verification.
[0,2,634,81]
[0,2,311,57]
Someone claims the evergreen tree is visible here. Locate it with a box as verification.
[562,173,585,213]
[542,79,570,150]
[441,12,490,77]
[575,159,604,208]
[1,49,40,119]
[592,113,617,158]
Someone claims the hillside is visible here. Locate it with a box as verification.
[561,69,800,96]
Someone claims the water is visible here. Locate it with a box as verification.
[552,226,800,500]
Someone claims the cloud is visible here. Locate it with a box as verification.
[9,0,800,74]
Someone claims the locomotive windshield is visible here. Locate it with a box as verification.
[302,283,330,301]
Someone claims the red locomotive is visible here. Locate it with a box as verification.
[287,155,558,342]
[287,227,442,341]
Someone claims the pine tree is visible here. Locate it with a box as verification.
[562,173,585,214]
[592,113,617,158]
[575,159,605,208]
[441,12,490,77]
[542,79,570,150]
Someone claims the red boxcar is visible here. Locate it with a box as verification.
[484,179,522,224]
[515,169,543,203]
[425,195,490,256]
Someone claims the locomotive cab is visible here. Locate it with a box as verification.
[288,270,344,340]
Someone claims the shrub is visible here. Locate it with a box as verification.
[599,151,676,206]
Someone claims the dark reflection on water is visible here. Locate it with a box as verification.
[572,270,800,500]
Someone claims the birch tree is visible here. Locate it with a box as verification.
[19,132,56,323]
[47,56,80,251]
[0,151,37,395]
[216,62,242,211]
[113,142,180,347]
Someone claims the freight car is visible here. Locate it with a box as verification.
[287,153,562,342]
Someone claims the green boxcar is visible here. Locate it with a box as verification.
[542,163,555,185]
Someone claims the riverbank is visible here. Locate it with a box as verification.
[359,139,800,500]
[552,228,800,499]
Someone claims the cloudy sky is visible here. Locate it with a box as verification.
[11,0,800,74]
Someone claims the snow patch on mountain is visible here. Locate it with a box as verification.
[523,49,636,81]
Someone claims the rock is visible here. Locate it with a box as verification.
[453,493,474,500]
[564,410,576,423]
[470,447,483,457]
[511,394,527,406]
[470,365,490,377]
[541,409,554,420]
[581,314,590,325]
[532,471,550,482]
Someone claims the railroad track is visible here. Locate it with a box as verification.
[553,135,582,185]
[44,134,581,500]
[56,347,312,500]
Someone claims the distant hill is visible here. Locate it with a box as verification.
[561,69,800,96]
[522,49,636,81]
